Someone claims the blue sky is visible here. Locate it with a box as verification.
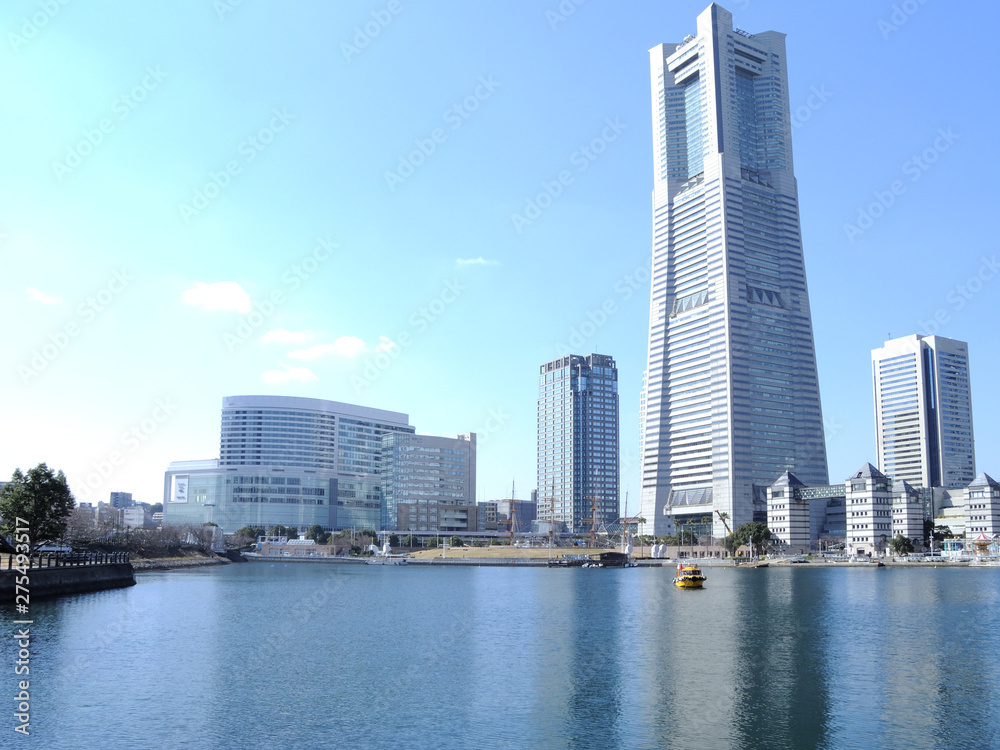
[2,0,997,510]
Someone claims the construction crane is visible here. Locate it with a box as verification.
[715,509,734,537]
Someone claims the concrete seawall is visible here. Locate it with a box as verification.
[1,563,135,600]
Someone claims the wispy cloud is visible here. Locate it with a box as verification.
[456,257,499,267]
[260,364,318,384]
[287,336,367,360]
[26,286,63,305]
[261,328,316,345]
[181,281,252,314]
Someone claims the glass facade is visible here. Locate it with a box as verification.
[641,6,829,539]
[537,354,620,534]
[873,335,975,489]
[380,433,476,531]
[164,396,414,533]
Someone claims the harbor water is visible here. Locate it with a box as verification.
[3,562,999,749]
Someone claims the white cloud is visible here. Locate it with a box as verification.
[287,344,336,360]
[287,336,368,360]
[456,257,499,267]
[260,364,318,384]
[332,336,367,357]
[181,281,251,314]
[26,286,63,305]
[261,328,316,345]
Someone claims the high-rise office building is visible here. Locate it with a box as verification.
[109,491,134,509]
[537,353,620,534]
[872,334,975,489]
[381,432,477,532]
[640,5,828,538]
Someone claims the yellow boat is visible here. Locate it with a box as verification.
[673,563,706,589]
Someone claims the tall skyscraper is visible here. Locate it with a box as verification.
[640,5,828,539]
[537,354,620,534]
[872,334,975,489]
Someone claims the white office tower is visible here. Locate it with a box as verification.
[640,5,828,538]
[872,334,975,489]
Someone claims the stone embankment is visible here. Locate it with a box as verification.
[1,552,135,600]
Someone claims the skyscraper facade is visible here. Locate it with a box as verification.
[640,5,828,538]
[872,334,975,489]
[381,432,477,532]
[537,353,620,534]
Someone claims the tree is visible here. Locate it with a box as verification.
[388,533,400,547]
[734,522,772,558]
[149,503,163,514]
[722,534,739,556]
[62,505,97,546]
[0,464,75,552]
[889,534,915,556]
[232,526,264,548]
[448,536,465,547]
[306,524,325,542]
[267,524,298,539]
[403,534,418,548]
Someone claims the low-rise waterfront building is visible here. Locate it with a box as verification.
[891,480,924,548]
[845,464,894,557]
[964,473,1000,537]
[767,472,810,552]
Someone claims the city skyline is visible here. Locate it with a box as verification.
[639,5,829,538]
[2,1,997,511]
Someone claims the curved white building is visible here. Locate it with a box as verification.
[164,395,414,533]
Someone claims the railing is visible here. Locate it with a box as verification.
[4,551,130,570]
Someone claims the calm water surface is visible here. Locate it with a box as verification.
[3,562,1000,749]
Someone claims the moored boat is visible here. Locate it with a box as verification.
[673,563,706,588]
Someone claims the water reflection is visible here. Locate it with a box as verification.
[4,563,1000,749]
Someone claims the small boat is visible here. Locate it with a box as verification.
[365,556,408,565]
[365,536,409,565]
[673,563,706,588]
